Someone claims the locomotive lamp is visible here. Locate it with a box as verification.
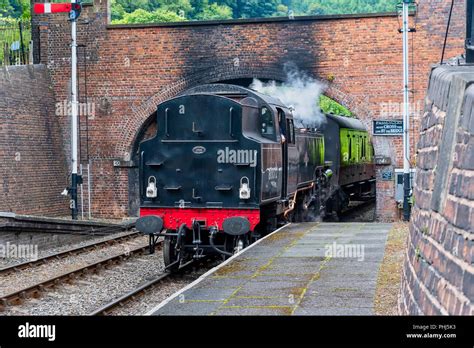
[146,176,158,198]
[239,177,251,200]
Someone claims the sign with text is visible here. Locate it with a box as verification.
[373,120,403,135]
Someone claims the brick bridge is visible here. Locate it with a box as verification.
[30,0,465,220]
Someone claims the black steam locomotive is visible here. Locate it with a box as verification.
[136,84,375,270]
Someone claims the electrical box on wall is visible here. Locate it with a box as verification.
[394,169,416,203]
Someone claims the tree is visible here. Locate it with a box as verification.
[112,8,183,24]
[115,0,151,14]
[238,0,283,19]
[0,0,14,17]
[195,2,232,20]
[111,0,126,21]
[2,0,403,21]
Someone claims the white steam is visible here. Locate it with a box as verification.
[250,64,327,128]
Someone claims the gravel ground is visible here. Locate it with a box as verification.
[3,252,220,316]
[0,233,147,297]
[339,201,376,222]
[0,231,136,269]
[109,259,220,316]
[2,250,165,315]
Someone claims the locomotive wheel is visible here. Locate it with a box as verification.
[163,236,180,272]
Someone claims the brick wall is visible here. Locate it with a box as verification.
[0,65,69,216]
[399,64,473,315]
[28,0,465,219]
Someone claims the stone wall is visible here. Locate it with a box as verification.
[399,63,473,315]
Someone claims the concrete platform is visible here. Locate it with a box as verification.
[149,222,392,316]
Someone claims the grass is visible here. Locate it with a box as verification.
[373,222,409,315]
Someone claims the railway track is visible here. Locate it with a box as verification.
[0,231,141,276]
[89,259,198,316]
[338,199,376,222]
[0,240,157,311]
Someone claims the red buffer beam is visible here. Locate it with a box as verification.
[33,3,73,14]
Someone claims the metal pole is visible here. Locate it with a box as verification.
[80,163,84,220]
[87,161,92,219]
[18,21,26,65]
[70,0,79,220]
[402,0,412,221]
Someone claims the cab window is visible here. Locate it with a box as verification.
[286,119,296,144]
[261,107,275,139]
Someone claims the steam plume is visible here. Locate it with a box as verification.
[250,63,327,128]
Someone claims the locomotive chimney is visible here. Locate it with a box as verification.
[467,0,474,63]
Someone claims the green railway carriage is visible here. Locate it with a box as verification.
[322,114,376,213]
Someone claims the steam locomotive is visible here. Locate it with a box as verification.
[135,84,375,270]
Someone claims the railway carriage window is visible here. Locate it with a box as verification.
[361,136,366,161]
[353,134,357,162]
[277,109,287,143]
[261,107,275,139]
[348,134,352,161]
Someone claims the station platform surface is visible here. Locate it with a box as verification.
[149,222,392,315]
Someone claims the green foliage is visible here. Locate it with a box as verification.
[319,95,353,117]
[0,0,23,18]
[2,0,403,23]
[108,0,400,23]
[194,2,232,21]
[112,8,183,24]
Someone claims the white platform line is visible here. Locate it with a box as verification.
[145,223,292,315]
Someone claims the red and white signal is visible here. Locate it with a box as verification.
[33,3,73,14]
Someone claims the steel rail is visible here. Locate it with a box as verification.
[89,260,196,316]
[0,231,141,276]
[0,242,160,310]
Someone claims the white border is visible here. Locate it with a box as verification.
[145,223,291,315]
